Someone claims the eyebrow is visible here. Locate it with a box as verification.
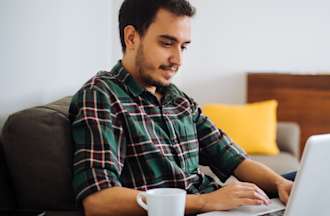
[158,34,191,45]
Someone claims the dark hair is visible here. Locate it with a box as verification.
[119,0,195,52]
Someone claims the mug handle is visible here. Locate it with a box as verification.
[136,192,148,211]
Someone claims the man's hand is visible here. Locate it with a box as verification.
[234,159,296,206]
[198,181,271,212]
[277,179,293,204]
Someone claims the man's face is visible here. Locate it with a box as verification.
[134,9,191,88]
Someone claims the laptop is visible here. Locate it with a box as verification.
[197,133,330,216]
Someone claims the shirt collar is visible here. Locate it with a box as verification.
[111,60,145,97]
[111,60,182,102]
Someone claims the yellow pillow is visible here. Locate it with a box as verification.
[203,100,279,155]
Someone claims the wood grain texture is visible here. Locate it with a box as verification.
[247,73,330,157]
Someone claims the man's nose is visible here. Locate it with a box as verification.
[169,47,182,67]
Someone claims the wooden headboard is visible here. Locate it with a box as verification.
[247,73,330,156]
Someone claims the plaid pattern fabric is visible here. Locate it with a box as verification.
[69,61,246,203]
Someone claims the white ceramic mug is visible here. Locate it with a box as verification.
[136,188,186,216]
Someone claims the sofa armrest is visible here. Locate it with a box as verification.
[0,135,16,211]
[276,122,300,158]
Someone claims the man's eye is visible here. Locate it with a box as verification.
[161,41,172,47]
[181,46,187,51]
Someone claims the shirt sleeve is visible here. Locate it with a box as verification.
[191,100,247,183]
[69,86,125,205]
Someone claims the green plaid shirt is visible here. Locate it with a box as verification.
[69,61,246,203]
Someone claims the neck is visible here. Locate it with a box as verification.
[121,56,157,94]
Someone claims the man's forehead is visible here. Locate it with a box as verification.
[147,8,191,43]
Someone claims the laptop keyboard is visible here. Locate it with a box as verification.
[259,209,285,216]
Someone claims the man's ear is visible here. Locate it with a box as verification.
[124,25,140,51]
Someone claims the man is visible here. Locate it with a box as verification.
[69,0,293,215]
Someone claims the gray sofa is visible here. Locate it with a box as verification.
[0,97,300,214]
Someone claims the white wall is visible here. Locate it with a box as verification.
[0,0,113,129]
[179,0,330,105]
[111,0,123,65]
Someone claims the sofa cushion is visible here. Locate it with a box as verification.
[203,100,279,155]
[1,97,76,210]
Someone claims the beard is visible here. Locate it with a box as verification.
[135,44,176,88]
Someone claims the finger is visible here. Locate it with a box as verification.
[280,191,289,204]
[239,198,264,206]
[237,190,270,205]
[241,182,268,196]
[239,183,271,205]
[227,182,270,203]
[240,182,270,200]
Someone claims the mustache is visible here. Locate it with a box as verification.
[159,64,178,71]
